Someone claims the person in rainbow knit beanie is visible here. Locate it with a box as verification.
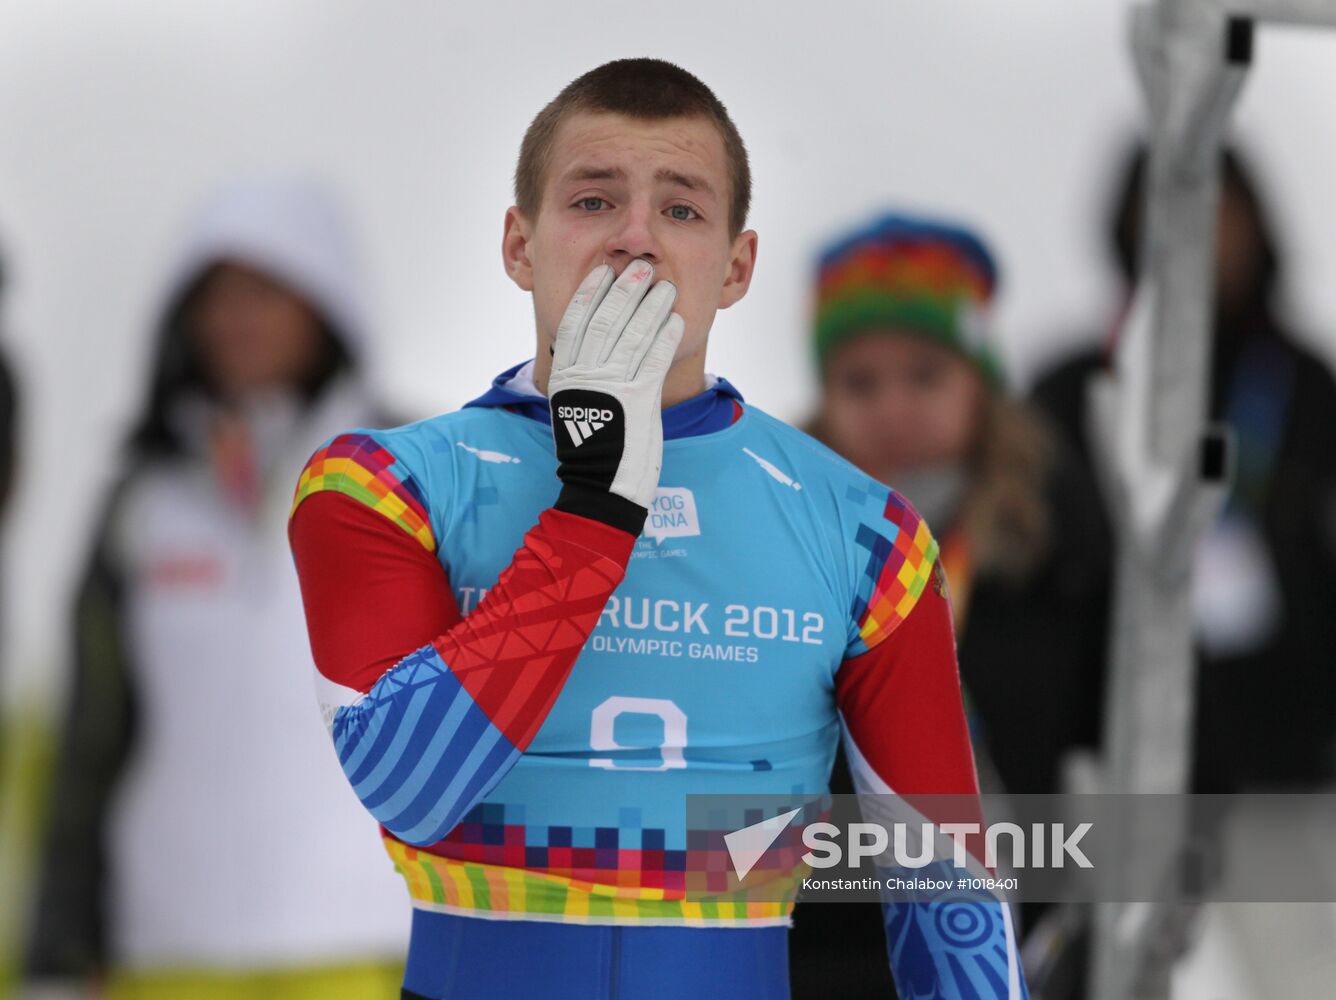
[793,211,1112,999]
[807,210,1045,624]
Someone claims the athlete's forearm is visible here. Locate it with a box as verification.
[292,493,635,846]
[880,897,1025,999]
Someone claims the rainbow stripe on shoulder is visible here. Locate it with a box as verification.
[291,432,436,552]
[848,489,940,656]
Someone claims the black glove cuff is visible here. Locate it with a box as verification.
[554,483,647,537]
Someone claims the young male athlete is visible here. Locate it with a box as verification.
[289,59,1028,1000]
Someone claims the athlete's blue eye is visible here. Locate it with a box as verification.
[668,204,698,222]
[577,197,606,211]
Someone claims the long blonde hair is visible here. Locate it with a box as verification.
[958,393,1054,581]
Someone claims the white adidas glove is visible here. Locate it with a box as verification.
[548,259,684,533]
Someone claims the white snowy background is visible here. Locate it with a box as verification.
[4,5,1336,996]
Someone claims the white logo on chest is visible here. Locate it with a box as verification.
[742,448,802,491]
[646,486,701,543]
[456,442,521,464]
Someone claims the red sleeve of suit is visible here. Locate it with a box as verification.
[835,578,980,798]
[290,491,633,748]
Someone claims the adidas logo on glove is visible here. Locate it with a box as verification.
[556,405,616,447]
[556,405,616,423]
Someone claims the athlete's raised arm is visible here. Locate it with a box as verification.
[289,261,682,847]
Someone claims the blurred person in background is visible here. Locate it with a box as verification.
[0,250,18,520]
[22,177,409,1000]
[1031,145,1336,793]
[1029,142,1336,1000]
[788,213,1111,999]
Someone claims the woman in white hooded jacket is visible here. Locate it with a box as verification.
[23,177,410,999]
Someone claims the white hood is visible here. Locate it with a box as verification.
[161,174,370,359]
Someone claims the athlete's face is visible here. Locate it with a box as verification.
[503,111,756,374]
[820,332,985,481]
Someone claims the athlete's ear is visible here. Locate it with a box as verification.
[502,206,535,292]
[718,229,757,310]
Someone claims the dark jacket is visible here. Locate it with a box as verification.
[1031,316,1336,790]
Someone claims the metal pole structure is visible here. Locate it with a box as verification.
[1085,5,1237,996]
[1086,2,1336,998]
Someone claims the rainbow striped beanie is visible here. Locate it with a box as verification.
[813,212,1003,386]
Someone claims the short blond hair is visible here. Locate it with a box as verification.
[515,58,751,238]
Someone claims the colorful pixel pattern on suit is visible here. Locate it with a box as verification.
[848,488,941,658]
[292,432,435,551]
[383,799,817,926]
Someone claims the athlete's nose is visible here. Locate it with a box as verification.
[604,201,661,270]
